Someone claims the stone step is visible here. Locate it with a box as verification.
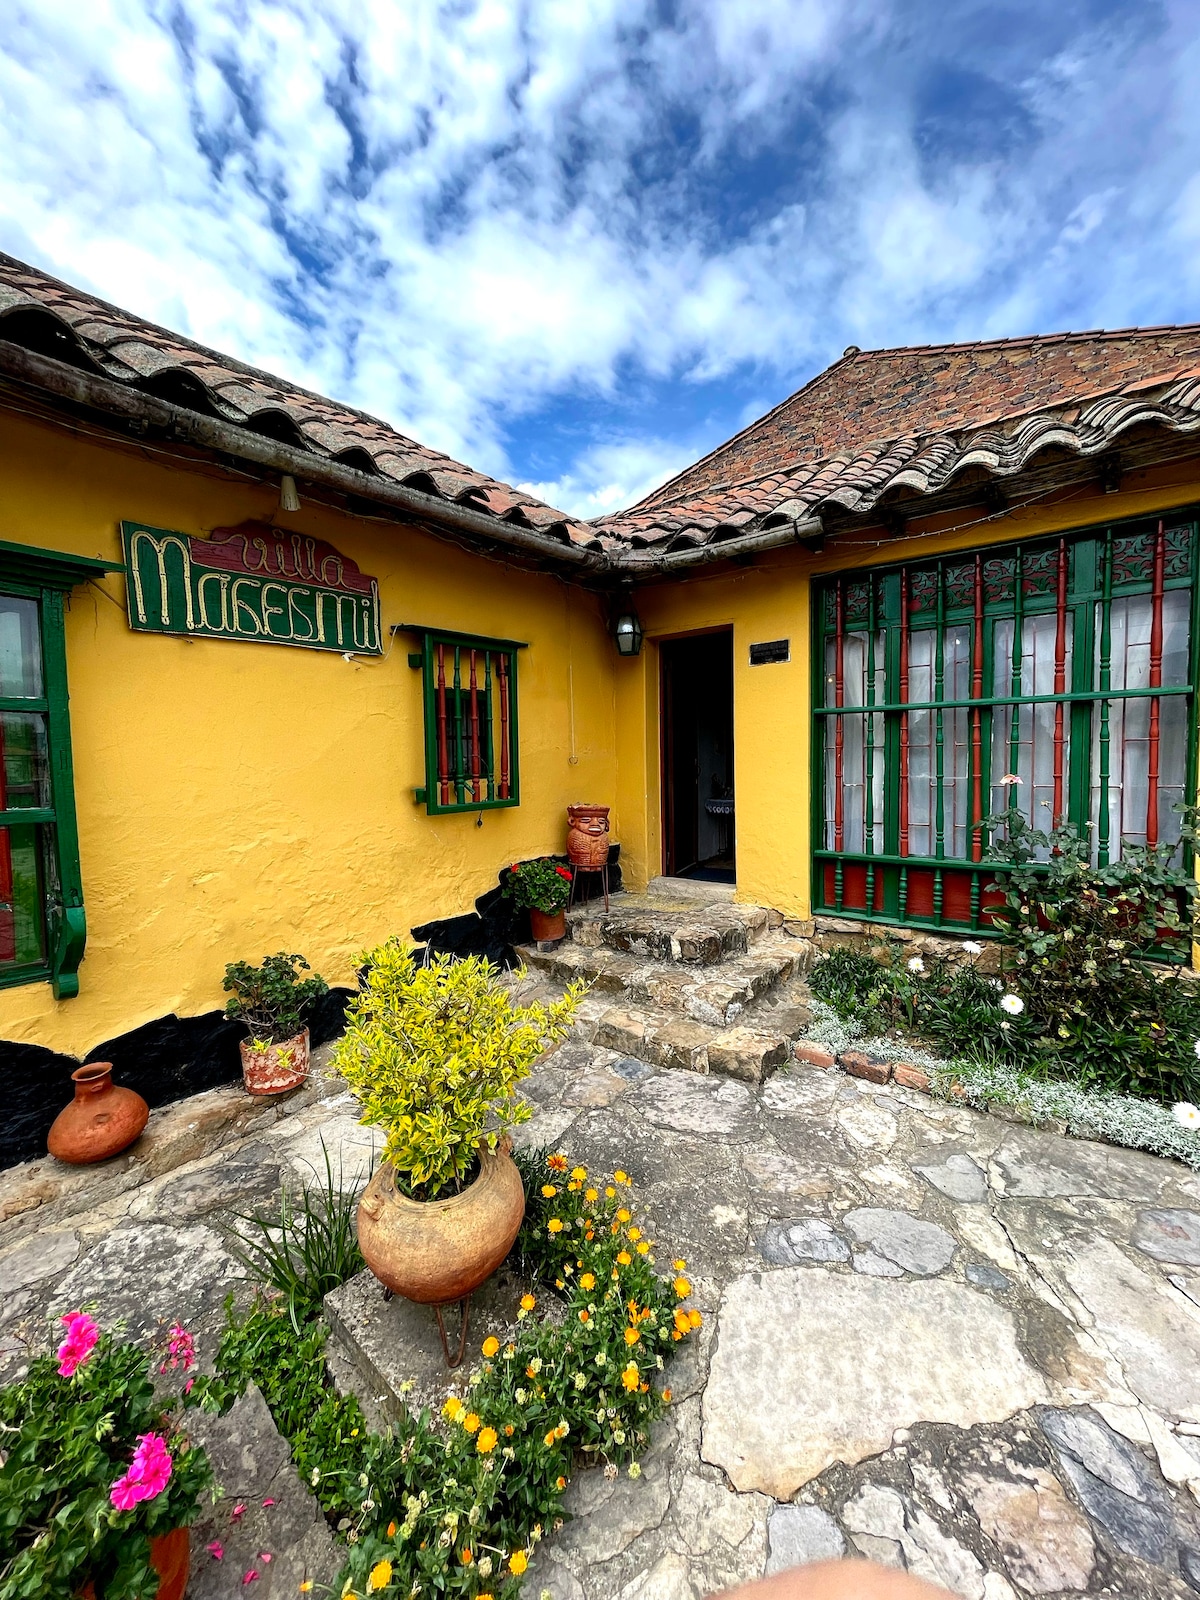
[646,874,736,903]
[564,890,771,968]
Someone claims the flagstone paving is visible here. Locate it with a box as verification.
[5,1041,1200,1597]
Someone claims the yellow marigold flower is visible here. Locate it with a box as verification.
[368,1559,393,1591]
[505,1423,514,1436]
[617,1250,631,1265]
[586,1228,595,1241]
[300,1586,314,1595]
[674,1308,691,1334]
[579,1309,591,1323]
[622,1363,639,1391]
[637,1241,650,1255]
[544,1428,558,1447]
[605,1185,616,1198]
[615,1169,629,1184]
[555,1422,568,1439]
[461,1547,473,1565]
[624,1326,640,1345]
[443,1396,464,1420]
[541,1184,558,1198]
[482,1336,500,1358]
[617,1208,631,1223]
[509,1551,528,1576]
[673,1259,687,1271]
[627,1225,641,1241]
[662,1387,672,1403]
[548,1218,564,1234]
[548,1153,568,1172]
[674,1276,691,1298]
[464,1412,481,1434]
[689,1309,703,1328]
[580,1271,596,1290]
[567,1181,581,1192]
[585,1188,598,1202]
[571,1166,587,1181]
[476,1426,498,1454]
[555,1475,567,1491]
[521,1293,536,1311]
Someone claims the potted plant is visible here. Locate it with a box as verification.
[223,951,328,1097]
[0,1313,213,1600]
[503,856,574,941]
[332,941,581,1319]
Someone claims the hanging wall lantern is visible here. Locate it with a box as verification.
[612,603,644,656]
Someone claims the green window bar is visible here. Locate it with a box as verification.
[403,625,525,815]
[812,509,1200,934]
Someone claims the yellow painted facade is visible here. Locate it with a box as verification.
[4,397,1200,1056]
[0,409,617,1054]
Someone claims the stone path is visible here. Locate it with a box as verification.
[5,1037,1200,1597]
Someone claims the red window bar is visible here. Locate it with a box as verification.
[813,513,1200,935]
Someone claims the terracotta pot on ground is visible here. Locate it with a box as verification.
[529,906,567,942]
[357,1142,525,1304]
[48,1063,149,1165]
[567,803,611,868]
[239,1028,310,1096]
[78,1527,190,1600]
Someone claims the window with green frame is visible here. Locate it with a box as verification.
[812,510,1200,932]
[0,539,113,996]
[406,627,524,815]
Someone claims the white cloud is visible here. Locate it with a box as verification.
[0,0,1196,512]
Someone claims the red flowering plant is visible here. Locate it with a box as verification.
[0,1313,213,1599]
[502,857,573,915]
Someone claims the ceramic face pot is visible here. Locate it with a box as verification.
[47,1063,149,1165]
[357,1143,525,1304]
[529,907,567,942]
[239,1027,310,1096]
[78,1526,190,1600]
[566,803,610,867]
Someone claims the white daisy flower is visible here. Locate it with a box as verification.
[962,941,983,956]
[999,993,1025,1016]
[1173,1103,1200,1131]
[1193,1039,1200,1061]
[907,956,925,974]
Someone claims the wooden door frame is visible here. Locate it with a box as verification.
[658,625,734,879]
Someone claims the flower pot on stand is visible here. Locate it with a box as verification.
[567,804,611,868]
[48,1063,149,1165]
[529,906,567,942]
[239,1028,310,1096]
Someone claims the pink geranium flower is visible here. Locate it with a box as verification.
[110,1432,173,1511]
[56,1312,99,1377]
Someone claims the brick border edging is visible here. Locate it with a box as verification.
[793,1038,933,1093]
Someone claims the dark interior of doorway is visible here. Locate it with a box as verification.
[661,629,735,882]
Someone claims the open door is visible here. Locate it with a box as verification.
[660,629,735,882]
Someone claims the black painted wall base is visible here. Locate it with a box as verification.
[412,846,623,968]
[1,987,354,1173]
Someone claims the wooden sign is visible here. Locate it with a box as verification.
[120,520,382,654]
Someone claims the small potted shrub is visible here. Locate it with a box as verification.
[223,951,328,1096]
[503,856,573,941]
[0,1313,213,1600]
[332,940,580,1316]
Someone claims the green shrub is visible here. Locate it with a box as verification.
[1,1322,212,1600]
[223,951,328,1045]
[331,941,581,1199]
[195,1150,700,1600]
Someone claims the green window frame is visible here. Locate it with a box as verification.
[812,508,1200,934]
[0,540,116,996]
[405,626,524,815]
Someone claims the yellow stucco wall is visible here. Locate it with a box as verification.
[0,410,618,1054]
[614,458,1200,916]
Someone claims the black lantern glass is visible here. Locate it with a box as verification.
[613,607,644,656]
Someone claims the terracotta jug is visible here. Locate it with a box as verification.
[48,1063,149,1165]
[567,803,611,867]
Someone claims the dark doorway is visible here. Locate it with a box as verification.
[661,629,735,882]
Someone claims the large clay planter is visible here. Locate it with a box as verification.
[357,1143,525,1304]
[78,1527,190,1600]
[48,1063,149,1165]
[239,1027,310,1096]
[567,803,611,868]
[529,907,567,942]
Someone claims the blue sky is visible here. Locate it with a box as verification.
[2,0,1199,517]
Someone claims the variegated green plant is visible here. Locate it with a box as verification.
[332,941,582,1198]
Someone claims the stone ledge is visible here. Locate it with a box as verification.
[0,1048,339,1242]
